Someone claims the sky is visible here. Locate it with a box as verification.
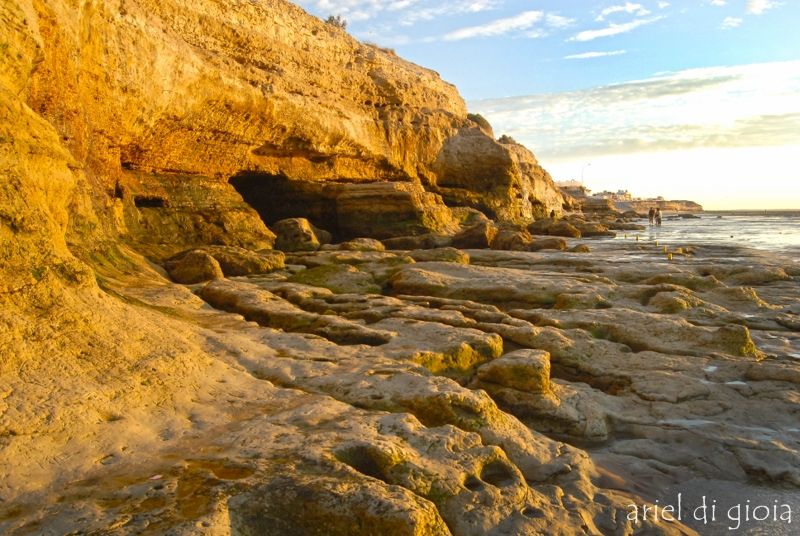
[292,0,800,209]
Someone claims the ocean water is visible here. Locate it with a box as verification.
[626,211,800,255]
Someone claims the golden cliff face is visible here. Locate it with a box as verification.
[26,0,466,180]
[4,0,562,259]
[6,4,797,534]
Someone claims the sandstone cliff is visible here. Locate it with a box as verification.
[7,0,562,257]
[0,0,579,532]
[617,199,704,215]
[7,0,794,535]
[563,191,703,217]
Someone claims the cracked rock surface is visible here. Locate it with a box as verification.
[2,0,798,532]
[7,234,798,534]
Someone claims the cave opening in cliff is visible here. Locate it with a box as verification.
[229,171,341,238]
[134,195,168,208]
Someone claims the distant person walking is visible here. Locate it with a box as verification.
[648,207,655,226]
[655,208,662,227]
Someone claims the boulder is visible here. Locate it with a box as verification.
[233,180,460,244]
[431,126,563,222]
[336,238,387,252]
[527,219,581,238]
[230,472,451,536]
[575,223,615,238]
[528,237,567,251]
[312,223,333,246]
[164,250,224,284]
[547,221,582,238]
[474,350,551,393]
[334,182,459,239]
[490,227,534,251]
[451,221,498,249]
[408,248,470,264]
[382,234,453,250]
[450,207,491,226]
[606,221,646,231]
[272,218,323,252]
[527,219,553,236]
[168,246,285,276]
[289,264,382,294]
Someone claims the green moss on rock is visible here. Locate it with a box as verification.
[289,264,381,294]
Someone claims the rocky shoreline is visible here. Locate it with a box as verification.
[3,215,799,534]
[616,200,704,216]
[1,0,798,534]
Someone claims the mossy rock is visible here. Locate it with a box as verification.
[408,248,469,265]
[401,391,493,432]
[289,264,381,294]
[717,324,763,359]
[164,250,224,284]
[169,246,285,276]
[361,256,416,285]
[230,470,450,536]
[272,218,322,252]
[337,238,386,252]
[412,345,489,382]
[474,350,551,393]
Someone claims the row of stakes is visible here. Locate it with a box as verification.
[623,233,674,260]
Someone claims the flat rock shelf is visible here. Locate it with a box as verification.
[3,234,797,534]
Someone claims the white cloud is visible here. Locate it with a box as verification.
[308,0,384,20]
[469,61,800,158]
[709,0,727,6]
[658,1,670,8]
[569,16,663,42]
[596,3,650,21]
[746,0,782,15]
[301,1,573,45]
[347,10,371,21]
[720,16,742,29]
[297,0,499,24]
[565,50,627,60]
[523,29,548,39]
[546,14,575,29]
[387,0,415,10]
[468,61,800,209]
[399,0,500,25]
[442,10,543,41]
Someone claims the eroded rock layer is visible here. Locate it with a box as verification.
[2,0,798,534]
[8,0,562,254]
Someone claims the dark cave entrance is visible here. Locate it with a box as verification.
[229,171,341,237]
[134,195,168,208]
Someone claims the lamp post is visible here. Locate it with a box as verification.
[581,162,591,185]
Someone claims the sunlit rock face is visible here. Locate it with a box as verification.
[12,1,798,535]
[11,0,562,254]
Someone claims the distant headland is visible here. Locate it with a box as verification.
[557,180,703,216]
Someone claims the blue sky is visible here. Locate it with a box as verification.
[292,1,800,209]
